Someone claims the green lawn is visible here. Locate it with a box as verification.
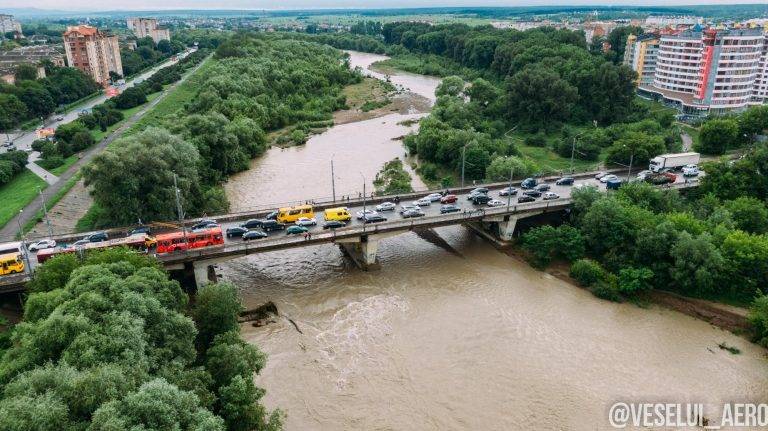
[0,169,48,232]
[49,155,79,176]
[517,144,603,174]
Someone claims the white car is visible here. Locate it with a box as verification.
[600,174,619,183]
[425,193,442,202]
[295,217,317,227]
[356,209,378,220]
[28,239,56,251]
[636,170,652,180]
[595,172,608,179]
[682,164,699,177]
[498,187,517,196]
[413,198,431,207]
[487,199,505,207]
[543,192,560,200]
[375,202,397,212]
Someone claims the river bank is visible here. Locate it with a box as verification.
[216,50,768,430]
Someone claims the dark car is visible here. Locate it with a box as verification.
[555,177,575,186]
[440,204,461,214]
[260,220,286,232]
[265,210,278,220]
[470,194,491,205]
[87,231,108,242]
[536,183,550,192]
[128,226,151,236]
[523,190,542,198]
[363,214,387,224]
[192,219,218,230]
[402,208,425,218]
[241,218,267,229]
[323,220,346,230]
[517,195,535,203]
[521,178,537,189]
[469,187,489,195]
[243,230,268,241]
[226,226,249,238]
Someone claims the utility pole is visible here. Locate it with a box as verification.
[38,187,53,238]
[461,145,466,188]
[570,136,577,174]
[331,158,336,203]
[173,173,189,247]
[361,173,367,231]
[627,151,634,182]
[506,165,514,211]
[16,210,31,274]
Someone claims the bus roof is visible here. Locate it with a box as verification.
[155,226,222,241]
[279,204,313,212]
[0,252,21,261]
[0,241,22,254]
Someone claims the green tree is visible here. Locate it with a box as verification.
[697,118,740,155]
[435,75,463,97]
[569,259,605,287]
[748,295,768,348]
[373,158,413,195]
[521,224,585,267]
[669,232,725,295]
[738,105,768,138]
[14,63,39,81]
[723,196,768,234]
[616,267,654,296]
[485,156,539,181]
[504,67,578,131]
[0,94,28,132]
[192,283,242,352]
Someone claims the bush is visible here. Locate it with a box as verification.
[524,132,547,147]
[749,295,768,348]
[37,155,64,170]
[569,258,605,287]
[591,280,622,302]
[616,267,654,296]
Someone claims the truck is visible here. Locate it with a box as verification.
[648,152,700,173]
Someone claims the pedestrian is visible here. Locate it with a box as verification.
[303,232,308,240]
[308,232,312,240]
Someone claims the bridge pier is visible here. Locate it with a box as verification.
[337,231,402,270]
[465,214,519,245]
[190,261,219,289]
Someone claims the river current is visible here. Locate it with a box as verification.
[220,51,768,430]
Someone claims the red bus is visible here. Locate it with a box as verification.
[36,234,152,264]
[155,227,224,254]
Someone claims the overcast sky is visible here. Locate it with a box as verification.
[3,0,767,12]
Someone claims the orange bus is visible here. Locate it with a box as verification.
[155,227,224,254]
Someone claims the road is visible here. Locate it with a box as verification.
[0,51,208,243]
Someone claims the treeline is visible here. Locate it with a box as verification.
[120,36,185,77]
[83,33,359,227]
[518,142,768,346]
[696,105,768,155]
[0,65,100,132]
[0,248,282,430]
[32,49,209,172]
[0,150,28,187]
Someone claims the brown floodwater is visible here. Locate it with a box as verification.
[220,52,768,430]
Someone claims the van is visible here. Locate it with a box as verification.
[277,205,314,224]
[0,253,24,276]
[324,207,351,222]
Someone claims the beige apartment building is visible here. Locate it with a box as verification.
[62,25,123,86]
[127,18,171,43]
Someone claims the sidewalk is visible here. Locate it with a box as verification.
[26,151,58,185]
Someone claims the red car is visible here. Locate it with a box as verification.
[440,194,457,204]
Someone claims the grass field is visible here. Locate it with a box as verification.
[517,144,603,174]
[0,169,48,232]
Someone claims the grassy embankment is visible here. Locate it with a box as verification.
[342,76,395,112]
[0,170,47,230]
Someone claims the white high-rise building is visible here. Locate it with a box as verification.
[127,18,171,44]
[0,14,22,35]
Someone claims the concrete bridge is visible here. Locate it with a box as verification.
[0,171,700,292]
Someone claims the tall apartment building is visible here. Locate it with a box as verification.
[0,14,22,35]
[623,34,660,85]
[638,28,768,115]
[63,25,123,86]
[126,18,170,43]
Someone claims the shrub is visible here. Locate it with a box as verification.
[616,267,654,296]
[524,132,547,147]
[569,258,605,287]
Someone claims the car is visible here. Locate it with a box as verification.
[356,209,378,220]
[191,219,218,230]
[469,187,489,195]
[470,194,491,205]
[487,199,505,207]
[363,214,387,224]
[440,204,461,214]
[402,208,425,218]
[375,202,397,212]
[54,115,65,121]
[241,218,267,229]
[682,164,699,177]
[265,210,278,220]
[1,141,13,148]
[72,239,90,247]
[286,225,309,235]
[498,187,518,196]
[323,220,346,229]
[606,179,623,190]
[599,174,619,183]
[636,170,652,180]
[260,220,286,232]
[536,183,551,192]
[523,190,542,198]
[87,232,108,242]
[517,196,535,203]
[399,205,419,214]
[440,194,458,204]
[226,226,249,238]
[192,223,218,233]
[243,230,268,241]
[128,226,151,236]
[295,217,317,227]
[555,177,574,186]
[521,178,537,189]
[543,192,560,200]
[413,198,431,207]
[28,239,56,251]
[425,193,443,202]
[595,172,608,179]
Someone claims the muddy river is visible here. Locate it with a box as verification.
[220,51,768,430]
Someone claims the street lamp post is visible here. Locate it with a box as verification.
[627,151,634,182]
[461,142,475,188]
[506,165,514,211]
[38,187,53,238]
[330,158,336,203]
[360,173,367,231]
[16,210,31,274]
